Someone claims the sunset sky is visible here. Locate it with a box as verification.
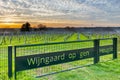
[0,0,120,28]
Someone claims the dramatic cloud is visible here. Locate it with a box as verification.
[0,0,120,26]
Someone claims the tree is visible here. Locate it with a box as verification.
[20,24,25,31]
[65,26,71,29]
[65,26,75,31]
[37,24,47,30]
[21,22,31,32]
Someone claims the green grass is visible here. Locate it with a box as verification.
[53,59,120,80]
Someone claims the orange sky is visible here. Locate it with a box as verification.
[0,22,85,28]
[0,22,119,28]
[0,21,119,28]
[0,14,119,28]
[0,17,119,28]
[0,19,89,28]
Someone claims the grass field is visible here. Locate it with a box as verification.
[44,58,120,80]
[0,31,120,80]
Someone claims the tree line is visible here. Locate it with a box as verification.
[20,22,75,32]
[20,22,47,32]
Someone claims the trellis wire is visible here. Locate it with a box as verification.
[0,46,8,80]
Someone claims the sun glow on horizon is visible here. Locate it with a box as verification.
[3,17,13,23]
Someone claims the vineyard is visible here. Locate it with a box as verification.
[0,29,118,45]
[0,29,120,80]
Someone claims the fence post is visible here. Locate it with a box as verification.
[113,38,117,59]
[94,39,100,64]
[14,46,17,80]
[8,46,12,78]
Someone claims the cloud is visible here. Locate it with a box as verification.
[0,0,120,25]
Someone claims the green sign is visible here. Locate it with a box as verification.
[15,45,113,72]
[99,45,113,56]
[16,48,94,71]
